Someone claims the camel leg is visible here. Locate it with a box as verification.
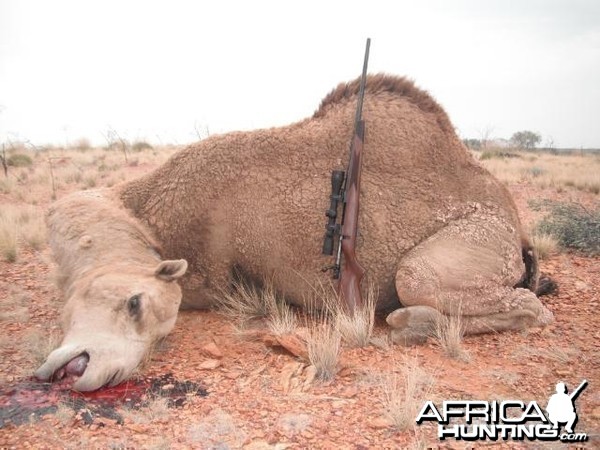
[386,209,553,345]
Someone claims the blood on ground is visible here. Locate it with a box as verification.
[0,373,207,427]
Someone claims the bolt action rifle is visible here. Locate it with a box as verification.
[322,38,370,311]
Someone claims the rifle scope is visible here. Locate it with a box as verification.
[322,170,345,255]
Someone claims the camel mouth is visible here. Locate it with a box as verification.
[34,338,148,391]
[49,352,90,382]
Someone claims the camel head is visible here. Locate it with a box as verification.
[34,259,188,391]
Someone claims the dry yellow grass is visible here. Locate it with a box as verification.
[0,144,181,204]
[0,204,46,261]
[434,302,470,362]
[305,313,341,381]
[380,355,435,431]
[0,144,181,262]
[531,231,560,259]
[478,150,600,194]
[301,290,342,381]
[329,281,377,348]
[0,210,18,262]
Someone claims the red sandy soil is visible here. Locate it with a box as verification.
[0,168,598,449]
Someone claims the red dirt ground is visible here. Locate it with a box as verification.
[0,169,598,449]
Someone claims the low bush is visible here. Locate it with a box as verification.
[480,150,521,160]
[530,200,599,256]
[132,141,153,152]
[8,153,33,167]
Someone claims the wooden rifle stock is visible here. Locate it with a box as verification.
[338,121,366,310]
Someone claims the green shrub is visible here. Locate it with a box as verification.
[132,141,153,152]
[480,150,521,160]
[528,166,545,178]
[530,200,600,256]
[7,153,33,167]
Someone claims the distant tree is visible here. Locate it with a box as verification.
[0,144,7,177]
[510,130,541,150]
[102,127,130,163]
[478,125,495,150]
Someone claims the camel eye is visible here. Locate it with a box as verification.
[127,294,142,316]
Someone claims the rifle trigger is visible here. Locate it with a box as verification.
[321,264,338,273]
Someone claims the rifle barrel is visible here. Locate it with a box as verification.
[354,38,371,130]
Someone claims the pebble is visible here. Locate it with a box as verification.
[368,416,394,429]
[202,341,223,359]
[198,359,221,370]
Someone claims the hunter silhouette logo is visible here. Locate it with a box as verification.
[546,380,587,434]
[416,380,589,443]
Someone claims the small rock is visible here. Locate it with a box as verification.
[224,370,242,380]
[337,367,354,378]
[274,334,308,359]
[574,280,591,292]
[592,407,600,420]
[303,365,317,390]
[280,361,304,393]
[198,359,221,370]
[202,341,223,359]
[368,415,394,429]
[555,369,570,376]
[161,384,175,391]
[342,386,359,398]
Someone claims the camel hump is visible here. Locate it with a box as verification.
[313,73,453,133]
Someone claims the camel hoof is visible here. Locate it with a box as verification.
[387,306,442,346]
[390,328,429,346]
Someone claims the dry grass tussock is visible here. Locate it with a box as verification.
[323,281,377,348]
[305,309,341,381]
[531,231,559,259]
[214,278,298,336]
[214,280,269,320]
[434,302,470,362]
[379,354,435,431]
[478,149,600,194]
[0,204,46,262]
[216,276,379,380]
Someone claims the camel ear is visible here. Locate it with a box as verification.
[154,259,188,281]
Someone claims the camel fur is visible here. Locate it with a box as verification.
[36,74,553,390]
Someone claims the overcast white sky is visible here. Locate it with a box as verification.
[1,0,599,148]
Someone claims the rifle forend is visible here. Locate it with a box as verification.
[338,120,366,310]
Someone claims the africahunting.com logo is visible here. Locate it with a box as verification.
[416,380,589,443]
